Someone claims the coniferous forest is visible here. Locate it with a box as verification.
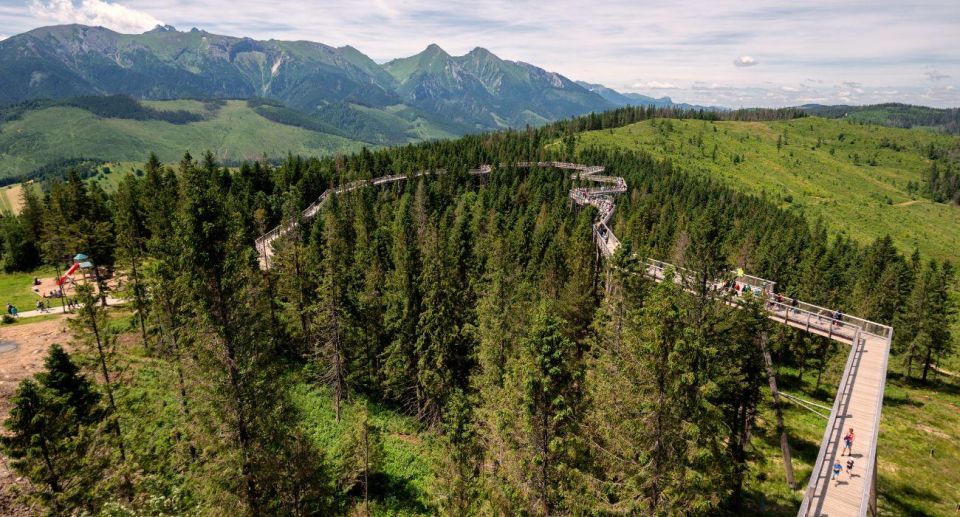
[0,109,955,515]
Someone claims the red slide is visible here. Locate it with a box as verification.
[57,262,80,285]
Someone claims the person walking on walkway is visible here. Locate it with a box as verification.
[846,459,855,479]
[832,461,843,483]
[842,428,855,456]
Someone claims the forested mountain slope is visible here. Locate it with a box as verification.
[571,117,960,260]
[0,99,373,177]
[0,24,617,137]
[800,103,960,134]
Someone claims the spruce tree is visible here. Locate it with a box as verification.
[311,201,355,422]
[114,174,151,351]
[1,346,103,512]
[71,284,127,464]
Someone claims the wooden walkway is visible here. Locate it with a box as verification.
[255,162,893,516]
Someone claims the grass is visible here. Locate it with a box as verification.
[0,266,56,311]
[743,337,960,516]
[0,312,65,326]
[292,381,435,515]
[570,117,960,261]
[0,100,367,179]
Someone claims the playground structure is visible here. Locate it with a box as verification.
[255,162,893,516]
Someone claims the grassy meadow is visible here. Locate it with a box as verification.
[0,100,366,179]
[570,117,960,260]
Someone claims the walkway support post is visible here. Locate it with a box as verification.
[761,331,796,488]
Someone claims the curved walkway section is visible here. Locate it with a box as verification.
[255,161,892,516]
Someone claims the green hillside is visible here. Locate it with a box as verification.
[0,100,367,178]
[571,117,960,260]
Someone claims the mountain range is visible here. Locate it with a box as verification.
[0,24,695,141]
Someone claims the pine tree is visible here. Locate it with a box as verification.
[2,380,75,510]
[175,155,273,512]
[39,344,102,427]
[382,194,421,409]
[273,187,314,351]
[337,403,383,515]
[431,389,481,515]
[898,260,955,380]
[311,201,355,422]
[486,304,583,515]
[1,346,103,512]
[713,299,768,510]
[588,275,724,513]
[414,223,470,425]
[71,284,127,464]
[114,173,150,351]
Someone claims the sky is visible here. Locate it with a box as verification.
[1,0,958,108]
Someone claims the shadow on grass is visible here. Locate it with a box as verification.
[777,374,837,401]
[896,373,960,397]
[367,472,430,514]
[883,391,924,408]
[879,479,943,516]
[739,487,802,517]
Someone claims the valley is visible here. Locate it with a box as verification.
[0,99,365,178]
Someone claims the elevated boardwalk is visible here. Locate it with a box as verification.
[255,161,892,516]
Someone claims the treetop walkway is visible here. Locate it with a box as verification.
[255,161,892,516]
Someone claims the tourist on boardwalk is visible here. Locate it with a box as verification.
[846,459,855,479]
[832,462,843,483]
[842,428,855,456]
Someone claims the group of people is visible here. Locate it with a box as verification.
[831,428,857,485]
[35,299,52,313]
[19,277,80,317]
[730,281,765,297]
[32,277,65,299]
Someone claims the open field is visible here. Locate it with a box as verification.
[571,117,960,260]
[0,266,56,312]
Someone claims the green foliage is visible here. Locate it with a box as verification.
[0,101,366,179]
[572,117,960,260]
[1,107,956,516]
[1,345,104,511]
[801,103,960,134]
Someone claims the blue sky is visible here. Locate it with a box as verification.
[1,0,958,107]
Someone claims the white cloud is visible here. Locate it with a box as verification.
[733,55,758,67]
[0,34,7,41]
[630,80,678,89]
[925,70,950,81]
[781,85,799,92]
[29,0,162,34]
[692,82,734,91]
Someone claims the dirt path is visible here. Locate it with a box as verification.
[0,315,73,419]
[0,315,72,515]
[893,199,922,207]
